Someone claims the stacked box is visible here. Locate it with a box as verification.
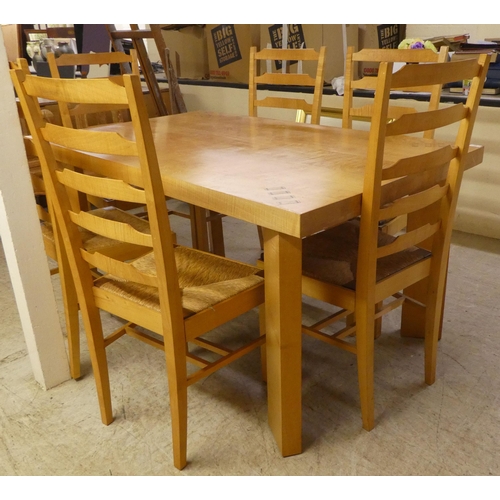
[259,24,359,82]
[161,25,209,80]
[206,24,260,83]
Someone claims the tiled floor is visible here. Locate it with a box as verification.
[1,204,500,476]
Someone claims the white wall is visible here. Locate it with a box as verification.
[407,25,500,42]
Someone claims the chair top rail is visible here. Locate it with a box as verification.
[23,73,129,106]
[255,72,317,86]
[52,50,138,67]
[254,47,323,61]
[353,48,442,63]
[390,58,481,89]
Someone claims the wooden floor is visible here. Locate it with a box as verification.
[1,200,500,478]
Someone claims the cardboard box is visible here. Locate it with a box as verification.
[358,24,406,76]
[259,24,358,82]
[206,24,260,83]
[161,25,209,80]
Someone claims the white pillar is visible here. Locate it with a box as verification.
[0,30,70,388]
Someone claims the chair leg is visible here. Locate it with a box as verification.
[259,303,267,383]
[424,275,446,385]
[81,303,114,425]
[209,211,225,256]
[169,380,188,470]
[58,246,81,379]
[164,334,189,470]
[356,307,375,431]
[374,301,383,339]
[52,220,81,378]
[257,225,264,252]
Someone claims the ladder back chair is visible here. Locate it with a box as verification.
[11,68,266,470]
[11,58,151,380]
[249,46,327,124]
[300,54,490,432]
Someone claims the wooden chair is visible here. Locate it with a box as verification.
[300,55,490,431]
[11,58,153,381]
[249,46,327,124]
[11,68,266,470]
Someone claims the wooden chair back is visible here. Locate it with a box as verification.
[46,49,140,129]
[248,46,326,124]
[343,46,449,138]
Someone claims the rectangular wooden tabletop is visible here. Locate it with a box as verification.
[90,111,483,239]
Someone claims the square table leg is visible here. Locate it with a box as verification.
[262,228,303,457]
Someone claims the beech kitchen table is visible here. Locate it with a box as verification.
[60,110,483,457]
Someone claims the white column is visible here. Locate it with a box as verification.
[0,30,70,388]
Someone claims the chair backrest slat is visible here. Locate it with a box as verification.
[254,72,317,87]
[56,169,147,204]
[379,184,449,221]
[382,145,458,180]
[43,122,138,156]
[82,250,158,287]
[68,210,152,247]
[255,97,313,112]
[377,222,441,259]
[385,103,468,136]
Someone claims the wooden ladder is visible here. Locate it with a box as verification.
[106,24,186,116]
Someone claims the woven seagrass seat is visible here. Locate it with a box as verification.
[302,219,430,290]
[97,246,263,316]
